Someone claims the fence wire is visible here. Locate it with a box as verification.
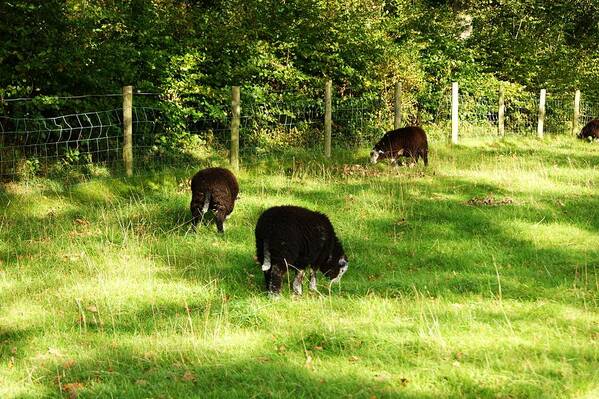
[581,99,599,127]
[1,88,598,178]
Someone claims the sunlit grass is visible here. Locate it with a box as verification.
[1,136,598,398]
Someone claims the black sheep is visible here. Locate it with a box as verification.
[190,167,239,233]
[255,206,349,296]
[578,119,599,141]
[370,126,428,166]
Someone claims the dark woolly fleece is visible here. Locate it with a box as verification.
[190,167,239,233]
[372,126,429,165]
[578,119,599,140]
[255,206,347,294]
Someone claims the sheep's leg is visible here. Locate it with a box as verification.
[215,208,226,233]
[292,270,304,295]
[190,205,201,228]
[261,242,271,271]
[309,269,317,291]
[422,150,428,166]
[216,217,225,233]
[410,154,418,167]
[263,269,271,292]
[190,191,211,228]
[201,192,211,214]
[268,265,284,296]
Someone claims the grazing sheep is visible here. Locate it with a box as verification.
[190,167,239,233]
[370,126,428,166]
[255,206,349,296]
[578,119,599,141]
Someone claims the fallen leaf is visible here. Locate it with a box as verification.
[349,355,360,362]
[63,359,76,369]
[313,346,323,351]
[466,196,515,207]
[62,382,84,399]
[86,305,98,313]
[182,370,196,382]
[136,379,148,386]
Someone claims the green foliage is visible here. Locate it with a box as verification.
[45,148,110,182]
[1,0,598,150]
[15,157,40,180]
[149,131,211,164]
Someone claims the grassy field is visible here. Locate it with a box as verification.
[1,136,598,398]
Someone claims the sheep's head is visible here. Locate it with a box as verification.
[370,149,384,164]
[329,256,349,284]
[323,239,349,283]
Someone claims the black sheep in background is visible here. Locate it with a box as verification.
[370,126,428,166]
[190,167,239,233]
[255,206,349,296]
[578,119,599,141]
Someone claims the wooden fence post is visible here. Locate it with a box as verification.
[122,85,133,176]
[572,89,580,136]
[394,82,402,129]
[451,82,459,144]
[537,89,546,139]
[324,79,332,157]
[498,83,505,137]
[230,86,240,171]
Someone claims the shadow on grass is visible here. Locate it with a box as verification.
[20,342,443,399]
[3,156,598,305]
[12,301,597,398]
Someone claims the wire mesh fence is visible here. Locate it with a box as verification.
[581,98,599,127]
[0,109,123,177]
[1,85,598,178]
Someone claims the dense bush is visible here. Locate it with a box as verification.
[1,0,597,149]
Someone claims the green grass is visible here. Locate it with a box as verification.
[1,136,598,398]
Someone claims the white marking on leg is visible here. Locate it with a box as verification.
[261,241,271,271]
[201,192,211,214]
[268,292,280,300]
[293,270,304,295]
[309,269,317,291]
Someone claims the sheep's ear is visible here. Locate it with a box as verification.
[378,150,384,154]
